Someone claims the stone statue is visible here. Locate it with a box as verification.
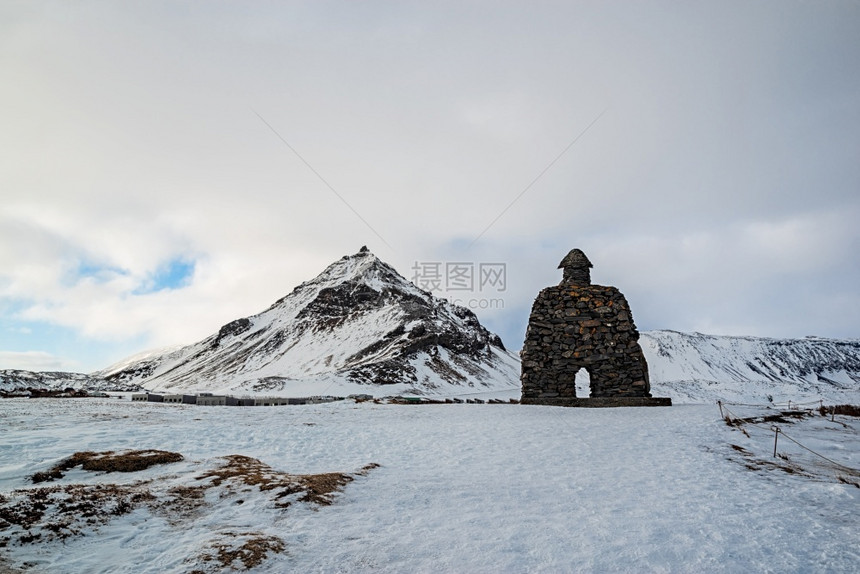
[557,248,592,286]
[521,249,670,406]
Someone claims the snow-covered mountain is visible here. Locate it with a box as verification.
[96,247,520,397]
[0,370,141,393]
[4,250,859,403]
[642,330,860,404]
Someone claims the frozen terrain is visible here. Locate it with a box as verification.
[1,398,858,572]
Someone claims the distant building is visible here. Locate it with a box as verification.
[129,392,341,407]
[224,397,255,406]
[196,395,226,406]
[255,397,292,406]
[307,396,340,404]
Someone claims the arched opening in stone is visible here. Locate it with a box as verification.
[574,368,591,398]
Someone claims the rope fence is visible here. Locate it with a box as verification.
[717,400,860,476]
[776,429,859,473]
[719,399,825,409]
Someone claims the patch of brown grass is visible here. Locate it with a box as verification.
[0,482,153,543]
[148,485,209,525]
[199,531,285,571]
[355,462,381,475]
[725,410,811,429]
[197,455,280,490]
[196,456,378,507]
[724,418,751,437]
[743,457,810,476]
[3,453,379,571]
[837,475,860,488]
[729,443,812,477]
[820,404,860,417]
[296,472,354,506]
[32,450,183,483]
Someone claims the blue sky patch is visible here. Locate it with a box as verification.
[0,315,149,372]
[69,261,128,285]
[134,258,196,295]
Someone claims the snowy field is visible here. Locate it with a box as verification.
[1,398,858,573]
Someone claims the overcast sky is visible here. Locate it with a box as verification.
[2,1,859,373]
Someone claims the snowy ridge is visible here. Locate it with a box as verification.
[0,370,140,393]
[96,248,520,397]
[98,345,184,376]
[5,252,860,403]
[642,330,860,404]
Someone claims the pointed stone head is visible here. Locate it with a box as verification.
[558,248,592,286]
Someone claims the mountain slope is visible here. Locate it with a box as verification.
[97,248,519,396]
[6,252,859,403]
[0,370,139,393]
[642,330,860,403]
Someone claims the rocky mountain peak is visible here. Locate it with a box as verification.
[97,249,519,396]
[269,248,422,311]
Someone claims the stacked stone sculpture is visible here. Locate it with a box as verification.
[520,249,671,407]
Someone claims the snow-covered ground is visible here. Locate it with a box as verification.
[1,398,858,573]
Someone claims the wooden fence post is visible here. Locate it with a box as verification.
[772,426,780,458]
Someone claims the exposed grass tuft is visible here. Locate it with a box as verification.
[0,482,154,542]
[3,452,378,571]
[197,455,378,507]
[32,450,183,483]
[199,531,286,571]
[837,475,860,488]
[819,404,860,417]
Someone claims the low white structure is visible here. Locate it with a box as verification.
[254,397,292,406]
[196,394,227,406]
[307,396,339,404]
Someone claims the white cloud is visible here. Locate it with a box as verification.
[0,1,858,370]
[0,351,69,372]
